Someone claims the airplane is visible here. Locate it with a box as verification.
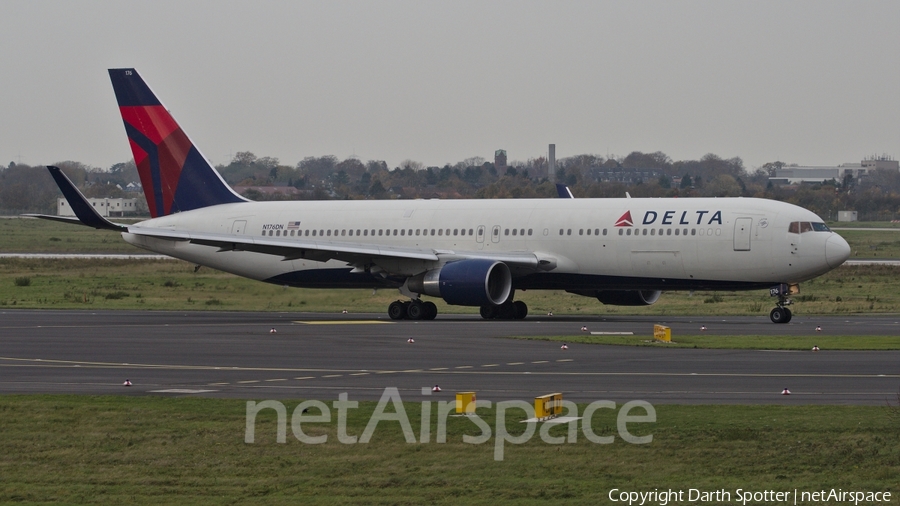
[30,68,852,323]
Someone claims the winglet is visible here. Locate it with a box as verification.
[555,184,574,198]
[28,166,128,231]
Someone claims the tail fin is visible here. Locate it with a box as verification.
[108,68,245,218]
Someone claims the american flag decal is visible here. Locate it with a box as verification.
[287,221,301,229]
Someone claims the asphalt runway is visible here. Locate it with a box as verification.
[1,310,899,405]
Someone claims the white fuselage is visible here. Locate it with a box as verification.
[123,197,850,293]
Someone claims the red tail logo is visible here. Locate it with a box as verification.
[615,211,633,227]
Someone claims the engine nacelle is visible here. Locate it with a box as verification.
[595,290,662,306]
[407,259,512,307]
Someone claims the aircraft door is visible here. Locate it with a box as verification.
[733,217,751,251]
[491,225,501,243]
[231,220,247,235]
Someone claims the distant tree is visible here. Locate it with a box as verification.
[702,174,742,197]
[400,159,424,172]
[368,180,387,198]
[658,175,671,189]
[680,174,693,189]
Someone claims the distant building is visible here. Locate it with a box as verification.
[58,197,139,217]
[769,156,898,185]
[494,149,506,174]
[838,211,858,222]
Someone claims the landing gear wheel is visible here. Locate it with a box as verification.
[497,301,517,319]
[480,305,498,319]
[422,301,438,320]
[388,301,407,320]
[783,307,792,323]
[513,301,528,320]
[770,307,791,324]
[407,301,424,320]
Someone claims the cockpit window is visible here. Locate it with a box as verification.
[789,221,831,234]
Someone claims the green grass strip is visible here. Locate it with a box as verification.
[1,395,898,504]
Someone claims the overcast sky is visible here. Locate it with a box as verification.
[2,1,898,172]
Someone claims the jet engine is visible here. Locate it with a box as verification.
[595,290,662,306]
[407,259,512,306]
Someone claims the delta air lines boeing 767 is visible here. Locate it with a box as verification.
[32,69,851,323]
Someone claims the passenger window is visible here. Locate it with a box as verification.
[618,229,623,235]
[261,231,265,236]
[691,229,696,236]
[469,229,474,236]
[579,229,583,235]
[603,229,607,236]
[675,229,679,236]
[454,229,459,236]
[567,229,572,235]
[341,230,346,236]
[560,229,564,235]
[643,229,648,236]
[504,229,509,236]
[651,229,655,236]
[626,229,632,236]
[528,229,533,236]
[401,229,405,236]
[512,229,517,236]
[666,229,671,236]
[587,229,591,236]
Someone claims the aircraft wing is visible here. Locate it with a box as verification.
[126,226,545,270]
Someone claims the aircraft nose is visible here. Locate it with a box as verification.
[825,234,851,268]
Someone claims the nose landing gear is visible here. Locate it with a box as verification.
[769,284,795,324]
[769,305,792,324]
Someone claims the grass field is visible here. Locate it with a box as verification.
[0,395,897,505]
[2,258,899,317]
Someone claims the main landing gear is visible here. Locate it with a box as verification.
[480,300,528,320]
[388,300,438,320]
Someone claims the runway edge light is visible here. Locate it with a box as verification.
[456,392,476,414]
[653,324,671,342]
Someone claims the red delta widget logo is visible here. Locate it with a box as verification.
[615,210,723,227]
